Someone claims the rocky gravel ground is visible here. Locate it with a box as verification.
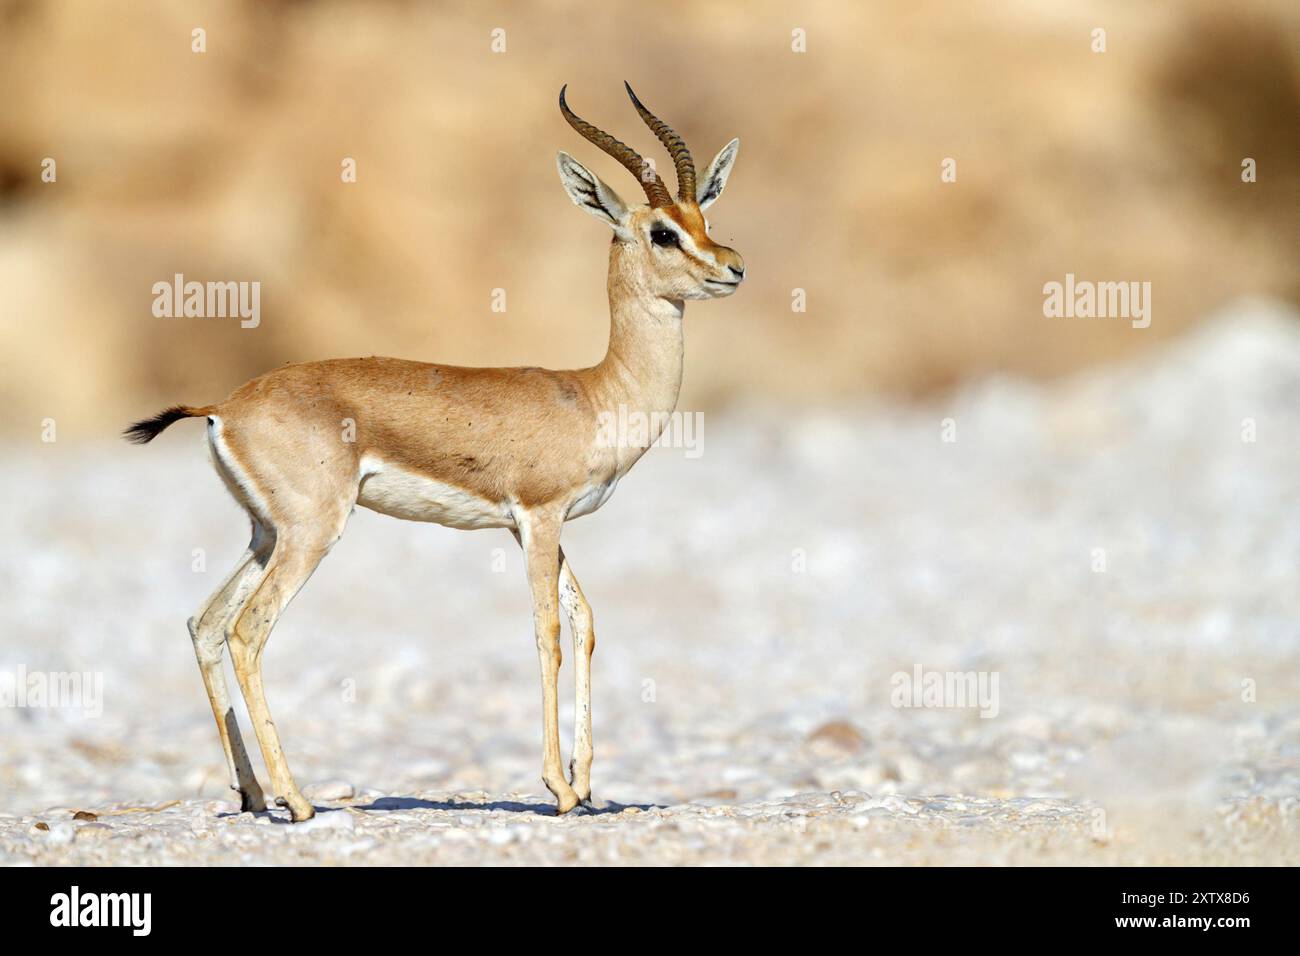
[2,789,1290,866]
[2,302,1298,865]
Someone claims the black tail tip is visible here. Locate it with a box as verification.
[122,405,197,444]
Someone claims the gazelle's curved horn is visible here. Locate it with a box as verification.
[624,81,695,203]
[559,85,673,208]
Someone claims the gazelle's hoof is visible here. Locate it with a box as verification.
[568,759,592,803]
[552,788,581,815]
[239,788,268,813]
[276,793,316,822]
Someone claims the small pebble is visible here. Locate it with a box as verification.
[303,780,355,801]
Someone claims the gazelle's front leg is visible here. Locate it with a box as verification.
[558,549,595,803]
[516,510,581,814]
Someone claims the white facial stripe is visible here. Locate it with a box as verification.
[678,230,715,266]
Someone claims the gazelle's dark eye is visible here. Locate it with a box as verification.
[650,228,679,248]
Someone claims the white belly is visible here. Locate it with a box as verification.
[357,457,515,530]
[566,478,619,520]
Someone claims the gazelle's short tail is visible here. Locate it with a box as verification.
[122,405,213,444]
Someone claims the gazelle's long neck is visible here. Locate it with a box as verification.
[584,243,685,472]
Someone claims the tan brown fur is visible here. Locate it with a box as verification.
[218,358,603,509]
[127,86,743,819]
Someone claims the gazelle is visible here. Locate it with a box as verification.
[123,84,744,820]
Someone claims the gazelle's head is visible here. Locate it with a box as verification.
[557,83,745,301]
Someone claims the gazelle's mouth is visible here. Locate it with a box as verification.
[706,279,740,288]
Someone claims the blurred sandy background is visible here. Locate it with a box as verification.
[1,0,1297,436]
[2,1,1299,865]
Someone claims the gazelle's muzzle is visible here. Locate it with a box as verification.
[704,245,745,295]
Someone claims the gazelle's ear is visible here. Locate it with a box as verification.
[557,151,631,233]
[696,138,739,210]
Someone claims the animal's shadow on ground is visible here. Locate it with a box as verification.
[355,795,661,816]
[220,795,662,822]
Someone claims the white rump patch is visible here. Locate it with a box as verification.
[207,416,274,523]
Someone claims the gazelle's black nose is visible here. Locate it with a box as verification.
[728,264,746,280]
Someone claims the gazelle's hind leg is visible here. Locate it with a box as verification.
[227,515,349,822]
[187,521,274,811]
